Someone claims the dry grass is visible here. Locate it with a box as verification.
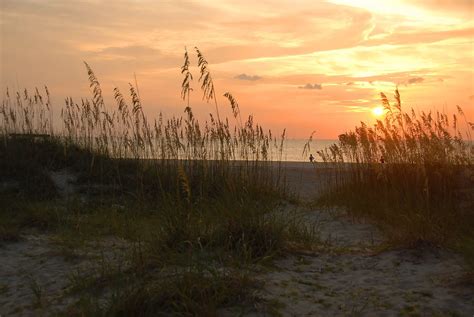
[1,47,285,202]
[0,48,314,315]
[318,89,473,258]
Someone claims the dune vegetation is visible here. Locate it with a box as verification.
[0,48,315,315]
[316,89,474,268]
[1,47,473,315]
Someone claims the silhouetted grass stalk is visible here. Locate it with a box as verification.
[1,48,284,202]
[318,89,473,248]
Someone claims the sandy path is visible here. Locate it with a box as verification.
[253,164,474,316]
[261,247,472,316]
[0,234,80,316]
[0,233,128,316]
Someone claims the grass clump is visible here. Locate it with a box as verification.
[65,267,259,317]
[0,195,61,232]
[151,201,293,263]
[107,268,258,317]
[318,89,473,252]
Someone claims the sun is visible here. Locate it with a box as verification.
[372,106,385,117]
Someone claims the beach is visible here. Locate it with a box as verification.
[1,162,473,316]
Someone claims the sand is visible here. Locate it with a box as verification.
[0,233,129,316]
[256,205,473,316]
[1,234,84,315]
[1,162,473,316]
[258,162,474,316]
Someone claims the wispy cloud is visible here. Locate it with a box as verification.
[234,73,262,81]
[98,45,161,57]
[1,0,473,138]
[299,83,322,90]
[406,77,424,85]
[344,105,371,113]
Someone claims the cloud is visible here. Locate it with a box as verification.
[344,105,371,113]
[363,27,474,47]
[299,83,322,90]
[234,73,262,81]
[407,77,424,85]
[98,45,161,57]
[406,0,474,16]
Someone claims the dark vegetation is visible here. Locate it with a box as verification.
[0,48,315,315]
[317,89,474,269]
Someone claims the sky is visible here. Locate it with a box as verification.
[1,0,473,138]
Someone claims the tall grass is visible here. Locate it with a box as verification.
[318,89,474,247]
[1,47,285,202]
[0,48,311,314]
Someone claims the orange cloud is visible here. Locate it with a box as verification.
[1,0,472,138]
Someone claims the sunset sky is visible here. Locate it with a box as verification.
[1,0,473,138]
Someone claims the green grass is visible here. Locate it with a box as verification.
[107,268,259,316]
[64,266,261,317]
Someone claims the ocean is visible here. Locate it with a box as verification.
[279,139,337,162]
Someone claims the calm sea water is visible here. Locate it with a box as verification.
[280,139,474,162]
[279,139,337,162]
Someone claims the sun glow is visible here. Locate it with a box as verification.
[372,106,385,117]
